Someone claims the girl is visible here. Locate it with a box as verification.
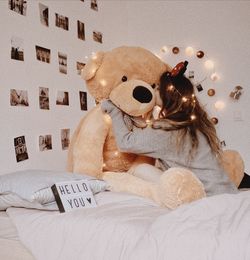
[101,61,237,196]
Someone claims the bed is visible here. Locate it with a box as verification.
[1,169,250,260]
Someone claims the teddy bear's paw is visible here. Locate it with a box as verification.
[158,167,206,209]
[102,171,161,203]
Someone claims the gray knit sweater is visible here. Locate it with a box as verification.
[101,100,238,196]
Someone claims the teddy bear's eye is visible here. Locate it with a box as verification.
[122,76,127,82]
[151,83,156,89]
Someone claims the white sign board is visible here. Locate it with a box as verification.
[51,179,97,213]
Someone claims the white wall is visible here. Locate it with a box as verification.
[0,0,249,175]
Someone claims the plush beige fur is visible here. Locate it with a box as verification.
[220,149,244,187]
[67,46,243,209]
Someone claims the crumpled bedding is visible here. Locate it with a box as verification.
[7,190,250,260]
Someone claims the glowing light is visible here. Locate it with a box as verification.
[214,101,225,110]
[182,97,188,102]
[190,114,196,120]
[103,114,112,124]
[91,52,97,60]
[210,72,219,81]
[114,151,119,156]
[102,163,106,168]
[99,79,107,87]
[185,46,194,56]
[204,60,214,70]
[146,119,152,126]
[168,85,174,91]
[161,46,168,53]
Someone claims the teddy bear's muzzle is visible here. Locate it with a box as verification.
[133,86,153,103]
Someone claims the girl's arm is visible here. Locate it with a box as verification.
[101,100,165,158]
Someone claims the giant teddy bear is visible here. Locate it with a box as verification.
[67,46,245,209]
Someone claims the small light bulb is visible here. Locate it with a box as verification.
[104,114,111,124]
[190,114,196,120]
[185,46,194,56]
[91,53,97,60]
[161,46,168,53]
[214,101,225,110]
[210,72,219,81]
[168,85,174,91]
[114,151,119,156]
[205,60,214,70]
[100,79,107,87]
[182,97,188,102]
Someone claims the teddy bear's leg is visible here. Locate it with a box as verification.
[129,163,163,183]
[220,149,245,187]
[158,167,206,209]
[67,106,110,178]
[102,171,162,205]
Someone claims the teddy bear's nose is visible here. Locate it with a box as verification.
[133,86,153,103]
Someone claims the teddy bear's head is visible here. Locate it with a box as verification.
[82,46,171,117]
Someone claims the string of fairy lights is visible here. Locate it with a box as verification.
[155,44,243,125]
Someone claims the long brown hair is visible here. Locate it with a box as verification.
[153,70,222,158]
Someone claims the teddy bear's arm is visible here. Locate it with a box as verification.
[67,105,111,178]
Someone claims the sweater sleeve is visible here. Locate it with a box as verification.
[101,99,166,158]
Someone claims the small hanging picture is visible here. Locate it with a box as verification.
[90,0,98,11]
[56,91,69,106]
[188,71,194,79]
[196,84,203,92]
[79,91,87,110]
[39,135,52,151]
[76,61,85,75]
[35,45,51,63]
[14,136,29,162]
[39,3,49,27]
[11,36,24,61]
[10,89,29,106]
[55,13,69,31]
[61,129,70,150]
[77,20,85,41]
[93,31,103,43]
[220,140,226,148]
[9,0,27,16]
[229,86,243,100]
[39,87,49,110]
[58,52,67,74]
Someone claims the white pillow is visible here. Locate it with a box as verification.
[0,170,109,210]
[0,193,58,211]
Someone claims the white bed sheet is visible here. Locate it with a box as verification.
[7,190,250,260]
[0,211,18,240]
[0,211,35,260]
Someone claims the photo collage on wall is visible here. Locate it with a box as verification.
[8,0,99,162]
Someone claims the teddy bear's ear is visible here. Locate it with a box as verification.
[81,51,105,80]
